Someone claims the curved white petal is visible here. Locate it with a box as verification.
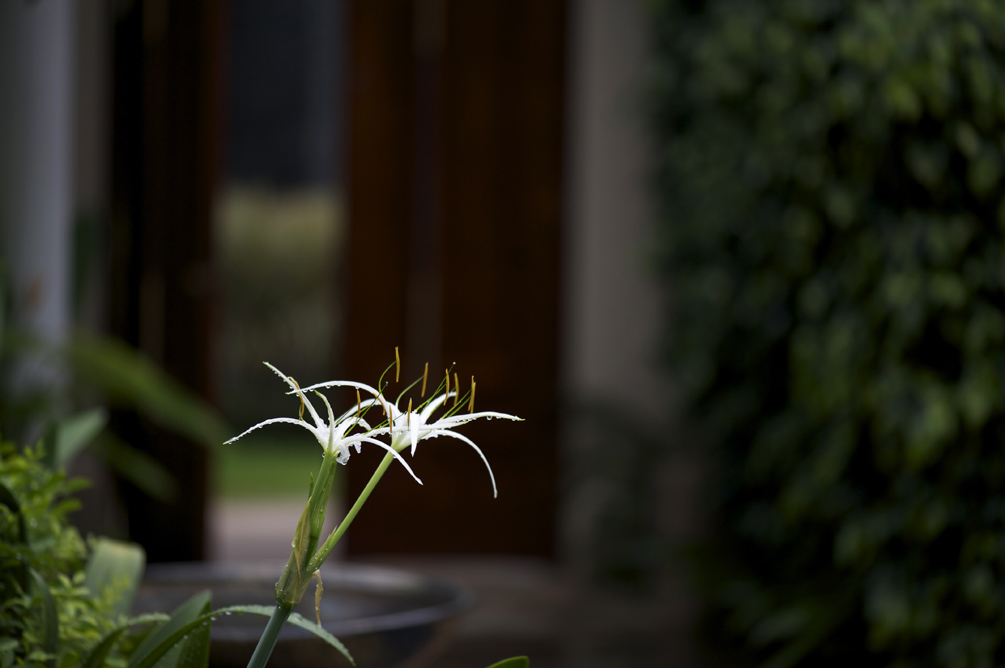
[315,391,339,453]
[418,392,451,420]
[264,362,326,430]
[224,417,318,445]
[435,411,523,428]
[295,379,383,399]
[349,436,424,485]
[409,414,421,456]
[424,429,498,498]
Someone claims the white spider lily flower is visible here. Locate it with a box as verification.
[225,363,422,483]
[297,383,522,498]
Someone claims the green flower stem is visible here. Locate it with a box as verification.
[308,450,396,572]
[252,449,396,667]
[246,603,292,668]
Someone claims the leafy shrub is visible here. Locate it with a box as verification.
[0,442,121,667]
[649,1,1005,666]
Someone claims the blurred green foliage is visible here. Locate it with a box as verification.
[649,0,1005,666]
[215,437,326,498]
[216,187,342,428]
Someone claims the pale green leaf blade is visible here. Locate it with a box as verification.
[85,538,146,618]
[127,591,212,668]
[95,433,178,502]
[167,597,211,668]
[29,569,59,666]
[285,610,354,665]
[54,408,108,467]
[209,605,355,666]
[80,614,170,668]
[67,337,230,449]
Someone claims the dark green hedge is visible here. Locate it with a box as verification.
[649,1,1005,666]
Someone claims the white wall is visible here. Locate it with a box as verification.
[561,1,702,604]
[0,0,77,403]
[563,0,667,418]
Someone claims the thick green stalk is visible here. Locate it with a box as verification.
[308,450,395,572]
[246,604,292,668]
[274,448,338,608]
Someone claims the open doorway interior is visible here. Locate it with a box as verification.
[211,0,346,560]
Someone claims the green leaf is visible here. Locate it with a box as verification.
[282,608,354,665]
[79,614,170,668]
[172,600,212,668]
[66,337,230,449]
[29,569,59,668]
[127,591,212,668]
[54,409,108,468]
[41,421,60,469]
[224,605,354,666]
[0,479,28,545]
[485,657,530,668]
[125,602,355,666]
[85,538,146,618]
[93,433,178,502]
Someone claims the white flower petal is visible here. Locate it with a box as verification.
[409,414,420,456]
[315,391,340,453]
[349,435,423,485]
[435,411,522,429]
[419,392,451,421]
[295,379,383,398]
[425,429,498,498]
[224,417,319,445]
[264,362,326,430]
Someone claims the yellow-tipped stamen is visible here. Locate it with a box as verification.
[291,377,306,421]
[408,398,412,427]
[445,369,450,398]
[469,376,476,413]
[395,346,400,382]
[421,362,429,397]
[356,389,361,419]
[454,373,460,407]
[378,395,392,433]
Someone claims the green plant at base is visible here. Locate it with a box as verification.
[649,1,1005,667]
[0,441,146,667]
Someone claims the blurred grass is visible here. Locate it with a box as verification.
[214,436,331,499]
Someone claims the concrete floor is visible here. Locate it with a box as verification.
[207,498,707,668]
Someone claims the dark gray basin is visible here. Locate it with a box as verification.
[137,561,474,668]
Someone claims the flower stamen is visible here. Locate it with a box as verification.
[421,362,429,397]
[454,373,460,407]
[395,346,401,383]
[469,376,476,413]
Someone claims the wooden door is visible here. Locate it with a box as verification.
[344,0,566,556]
[109,0,224,562]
